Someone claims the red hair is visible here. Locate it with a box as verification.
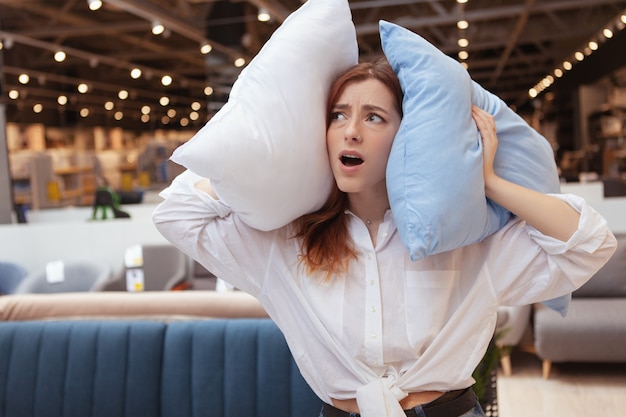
[294,57,403,279]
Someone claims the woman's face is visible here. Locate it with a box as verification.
[326,78,402,195]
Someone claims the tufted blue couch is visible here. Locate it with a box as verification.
[0,318,322,417]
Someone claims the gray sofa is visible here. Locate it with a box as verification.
[533,233,626,378]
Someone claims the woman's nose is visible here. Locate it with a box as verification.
[345,123,362,142]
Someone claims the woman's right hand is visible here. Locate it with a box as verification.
[195,179,219,200]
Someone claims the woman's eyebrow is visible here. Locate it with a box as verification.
[362,104,391,115]
[332,103,390,114]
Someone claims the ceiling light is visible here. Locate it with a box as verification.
[167,109,176,118]
[204,86,214,96]
[18,74,30,84]
[588,41,598,51]
[114,111,123,120]
[161,75,173,86]
[563,61,572,70]
[77,83,89,93]
[57,95,68,105]
[0,41,3,51]
[603,28,614,38]
[621,14,626,24]
[161,115,170,124]
[234,57,246,68]
[554,68,563,78]
[200,42,213,54]
[141,114,150,123]
[80,108,90,117]
[33,104,43,113]
[180,118,189,127]
[118,90,129,100]
[8,90,19,100]
[190,111,199,121]
[152,21,165,35]
[257,8,271,22]
[141,105,151,115]
[87,0,102,11]
[191,101,201,111]
[104,101,114,110]
[130,68,142,79]
[159,96,170,106]
[458,50,469,60]
[574,51,584,61]
[54,50,66,62]
[458,38,469,48]
[457,20,469,30]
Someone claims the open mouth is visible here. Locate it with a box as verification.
[341,155,364,166]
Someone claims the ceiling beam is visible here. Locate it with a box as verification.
[489,0,537,85]
[101,0,245,59]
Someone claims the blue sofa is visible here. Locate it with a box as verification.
[0,318,323,417]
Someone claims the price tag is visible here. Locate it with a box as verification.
[125,245,144,268]
[46,260,65,284]
[126,268,145,292]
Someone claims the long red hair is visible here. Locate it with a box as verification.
[294,57,403,279]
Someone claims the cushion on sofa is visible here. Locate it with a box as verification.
[0,291,268,322]
[0,320,165,417]
[574,233,626,297]
[161,319,321,417]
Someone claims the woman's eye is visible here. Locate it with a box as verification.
[367,114,383,123]
[330,112,346,122]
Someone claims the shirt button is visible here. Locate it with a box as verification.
[370,333,377,339]
[383,232,388,237]
[371,306,376,313]
[367,254,372,260]
[370,280,375,286]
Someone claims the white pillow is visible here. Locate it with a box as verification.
[170,0,358,230]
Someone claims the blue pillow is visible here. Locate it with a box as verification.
[380,20,499,262]
[380,21,568,314]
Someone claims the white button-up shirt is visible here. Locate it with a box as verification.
[153,170,617,417]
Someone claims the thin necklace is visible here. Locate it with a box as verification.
[366,219,372,225]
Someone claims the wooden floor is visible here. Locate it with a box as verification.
[496,350,626,417]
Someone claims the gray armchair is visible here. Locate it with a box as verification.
[15,260,111,294]
[534,233,626,378]
[96,244,191,292]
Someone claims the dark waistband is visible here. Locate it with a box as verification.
[321,388,478,417]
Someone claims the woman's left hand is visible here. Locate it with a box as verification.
[471,105,498,184]
[470,106,580,241]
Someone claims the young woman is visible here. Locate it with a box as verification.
[153,58,616,417]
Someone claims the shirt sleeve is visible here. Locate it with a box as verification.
[482,193,617,307]
[152,170,291,296]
